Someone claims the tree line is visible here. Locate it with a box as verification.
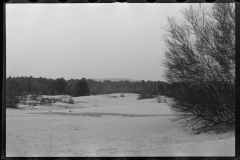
[6,76,181,104]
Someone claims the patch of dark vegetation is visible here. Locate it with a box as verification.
[68,98,75,104]
[6,104,18,108]
[137,93,155,100]
[6,98,19,108]
[156,95,167,103]
[14,95,75,108]
[108,95,118,98]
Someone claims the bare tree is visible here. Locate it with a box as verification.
[163,3,235,133]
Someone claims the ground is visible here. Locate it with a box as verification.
[6,93,235,157]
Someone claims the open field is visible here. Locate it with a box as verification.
[6,93,235,157]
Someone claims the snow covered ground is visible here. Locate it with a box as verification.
[6,93,235,157]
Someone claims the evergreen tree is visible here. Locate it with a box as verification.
[74,78,90,96]
[53,78,67,95]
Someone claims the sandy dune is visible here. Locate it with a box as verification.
[6,93,235,157]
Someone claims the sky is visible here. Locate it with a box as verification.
[6,3,190,81]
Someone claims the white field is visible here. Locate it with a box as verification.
[6,93,235,157]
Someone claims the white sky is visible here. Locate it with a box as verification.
[6,3,190,81]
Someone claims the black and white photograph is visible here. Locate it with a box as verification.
[5,3,235,157]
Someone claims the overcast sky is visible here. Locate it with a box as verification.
[6,3,190,81]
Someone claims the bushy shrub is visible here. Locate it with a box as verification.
[74,79,90,96]
[156,95,167,103]
[6,98,17,108]
[137,93,155,100]
[120,93,125,97]
[14,97,20,104]
[68,98,75,104]
[107,95,118,98]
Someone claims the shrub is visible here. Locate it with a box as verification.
[74,79,90,96]
[22,101,27,105]
[120,93,125,97]
[156,95,166,103]
[137,93,155,100]
[68,98,75,104]
[14,97,20,104]
[6,104,16,108]
[6,98,17,108]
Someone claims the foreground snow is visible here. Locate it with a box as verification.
[6,93,235,157]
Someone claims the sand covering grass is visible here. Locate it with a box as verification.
[6,93,235,156]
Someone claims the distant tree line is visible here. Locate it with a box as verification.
[6,76,182,107]
[6,76,89,98]
[86,79,169,96]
